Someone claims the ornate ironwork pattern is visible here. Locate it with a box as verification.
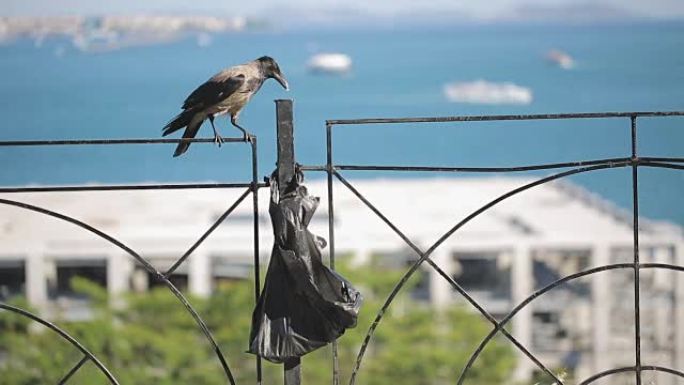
[0,136,265,385]
[297,111,684,385]
[0,110,683,385]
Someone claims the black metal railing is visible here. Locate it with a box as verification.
[0,133,263,385]
[297,110,684,385]
[0,106,683,385]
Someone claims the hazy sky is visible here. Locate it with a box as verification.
[3,0,684,20]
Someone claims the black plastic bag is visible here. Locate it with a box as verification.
[248,172,362,363]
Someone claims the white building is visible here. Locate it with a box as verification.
[1,177,682,383]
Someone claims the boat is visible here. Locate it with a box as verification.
[443,80,533,105]
[307,53,352,74]
[545,49,575,69]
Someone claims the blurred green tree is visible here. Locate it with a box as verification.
[0,263,514,385]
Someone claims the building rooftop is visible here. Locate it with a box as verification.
[1,177,680,262]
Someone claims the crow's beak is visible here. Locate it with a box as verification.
[274,72,289,91]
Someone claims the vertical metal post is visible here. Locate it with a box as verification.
[276,99,295,196]
[326,123,336,271]
[326,122,340,385]
[276,99,301,385]
[251,135,262,385]
[630,115,642,385]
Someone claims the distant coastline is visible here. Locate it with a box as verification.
[0,15,262,52]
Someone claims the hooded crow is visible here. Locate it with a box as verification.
[163,56,289,157]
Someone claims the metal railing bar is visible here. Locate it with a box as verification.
[250,137,263,384]
[329,157,629,173]
[642,262,684,271]
[326,111,684,125]
[300,157,632,173]
[641,161,684,171]
[0,198,236,385]
[457,263,632,385]
[326,123,341,385]
[299,165,326,171]
[335,171,564,385]
[641,366,684,378]
[57,355,89,385]
[577,367,635,385]
[0,182,268,194]
[577,366,684,385]
[631,116,643,385]
[0,303,120,385]
[641,156,684,163]
[0,137,247,147]
[164,188,251,277]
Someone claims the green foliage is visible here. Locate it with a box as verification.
[0,263,514,385]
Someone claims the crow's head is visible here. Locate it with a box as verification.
[257,56,289,90]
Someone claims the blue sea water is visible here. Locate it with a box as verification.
[0,23,683,223]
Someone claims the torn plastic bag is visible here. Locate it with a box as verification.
[248,172,362,363]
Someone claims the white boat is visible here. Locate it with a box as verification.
[545,49,575,69]
[443,80,533,105]
[307,53,352,74]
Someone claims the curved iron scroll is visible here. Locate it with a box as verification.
[315,112,684,385]
[0,302,120,384]
[0,197,238,385]
[456,262,684,384]
[578,365,684,385]
[0,135,264,384]
[2,110,683,385]
[342,163,631,385]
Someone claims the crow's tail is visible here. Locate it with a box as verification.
[162,109,197,137]
[173,114,205,157]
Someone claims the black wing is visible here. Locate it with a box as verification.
[182,74,245,110]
